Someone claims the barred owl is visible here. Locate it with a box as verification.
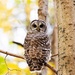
[24,20,50,71]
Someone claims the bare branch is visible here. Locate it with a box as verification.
[4,55,9,70]
[0,49,58,59]
[44,62,58,74]
[13,41,23,47]
[0,50,24,59]
[51,54,58,57]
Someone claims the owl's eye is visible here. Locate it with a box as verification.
[32,24,37,28]
[40,24,44,28]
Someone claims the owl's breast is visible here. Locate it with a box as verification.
[28,39,41,58]
[24,32,50,71]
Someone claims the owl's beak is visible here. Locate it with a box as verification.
[37,27,40,32]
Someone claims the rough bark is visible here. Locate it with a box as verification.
[55,0,75,75]
[38,0,48,75]
[51,25,58,71]
[38,0,48,22]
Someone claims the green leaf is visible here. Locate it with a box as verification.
[0,56,7,75]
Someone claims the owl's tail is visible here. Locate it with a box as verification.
[12,41,24,47]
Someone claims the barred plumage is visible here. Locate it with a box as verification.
[24,20,50,71]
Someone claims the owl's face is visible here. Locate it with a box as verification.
[30,20,47,32]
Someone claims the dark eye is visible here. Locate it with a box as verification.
[40,24,44,28]
[32,24,37,28]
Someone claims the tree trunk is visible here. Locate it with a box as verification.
[55,0,75,75]
[51,25,58,71]
[38,0,48,22]
[38,0,48,75]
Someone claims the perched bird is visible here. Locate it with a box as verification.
[24,20,51,71]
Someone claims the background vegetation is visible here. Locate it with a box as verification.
[0,0,55,75]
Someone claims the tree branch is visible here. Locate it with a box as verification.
[38,0,48,21]
[51,54,58,57]
[0,50,57,74]
[13,41,23,47]
[44,62,58,74]
[0,50,24,59]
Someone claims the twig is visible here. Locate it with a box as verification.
[13,41,23,47]
[44,62,58,74]
[4,55,9,70]
[0,50,24,59]
[51,54,58,57]
[4,54,21,75]
[0,50,58,59]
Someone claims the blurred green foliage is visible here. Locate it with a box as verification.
[0,56,7,75]
[0,0,55,75]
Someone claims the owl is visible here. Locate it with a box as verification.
[24,20,50,71]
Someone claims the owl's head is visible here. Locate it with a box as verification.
[30,20,47,32]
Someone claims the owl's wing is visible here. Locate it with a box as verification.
[35,33,51,61]
[35,33,50,50]
[23,32,31,50]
